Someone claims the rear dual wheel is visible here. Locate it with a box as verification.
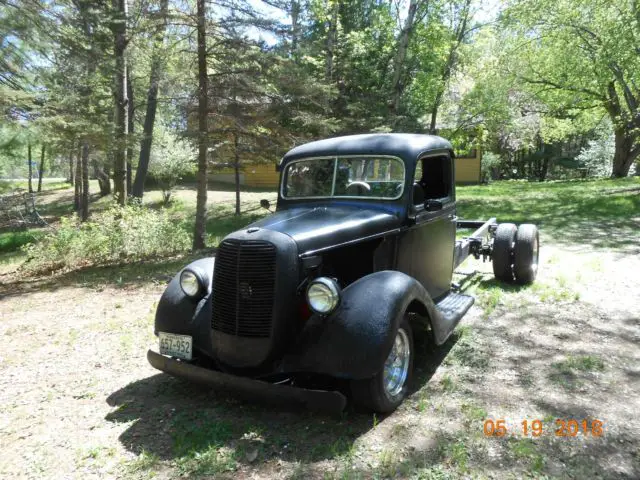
[492,223,539,284]
[350,315,414,413]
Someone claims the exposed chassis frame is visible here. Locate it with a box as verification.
[453,217,497,269]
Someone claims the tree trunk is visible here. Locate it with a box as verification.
[539,157,550,181]
[95,163,111,196]
[325,1,338,82]
[81,141,90,221]
[193,0,209,250]
[112,0,128,205]
[611,129,638,177]
[126,67,134,195]
[290,1,300,56]
[234,132,240,216]
[391,0,419,112]
[27,143,33,193]
[74,147,81,211]
[37,144,45,192]
[132,0,169,199]
[68,148,74,185]
[429,100,440,134]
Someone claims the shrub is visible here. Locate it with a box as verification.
[576,135,614,177]
[480,152,502,183]
[22,204,191,272]
[148,129,196,204]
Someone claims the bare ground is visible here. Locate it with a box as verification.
[1,232,639,479]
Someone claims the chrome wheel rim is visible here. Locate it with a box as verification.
[532,235,539,274]
[383,328,410,398]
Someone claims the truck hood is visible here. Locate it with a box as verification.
[250,205,402,254]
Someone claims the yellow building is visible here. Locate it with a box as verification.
[210,149,482,189]
[209,164,279,189]
[454,148,482,185]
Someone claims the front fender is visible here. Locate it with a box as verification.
[154,257,215,357]
[282,270,438,379]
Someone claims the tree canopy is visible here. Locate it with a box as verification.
[1,0,638,238]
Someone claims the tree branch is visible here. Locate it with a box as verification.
[516,74,606,101]
[608,63,638,115]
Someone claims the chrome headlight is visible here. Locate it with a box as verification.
[180,269,203,298]
[306,277,340,314]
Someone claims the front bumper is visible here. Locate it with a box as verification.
[147,350,347,413]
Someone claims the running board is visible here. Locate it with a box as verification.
[431,292,475,345]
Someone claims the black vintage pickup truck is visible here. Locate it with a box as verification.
[148,134,539,413]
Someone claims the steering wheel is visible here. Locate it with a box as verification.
[345,181,371,195]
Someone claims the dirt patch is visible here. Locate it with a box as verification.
[1,234,639,479]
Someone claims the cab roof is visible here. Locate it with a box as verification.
[279,133,453,168]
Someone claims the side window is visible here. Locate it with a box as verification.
[421,155,452,200]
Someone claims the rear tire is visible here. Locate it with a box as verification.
[492,223,517,282]
[350,315,414,413]
[513,224,539,284]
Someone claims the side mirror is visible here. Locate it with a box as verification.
[424,199,443,211]
[260,199,271,211]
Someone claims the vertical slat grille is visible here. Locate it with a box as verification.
[212,239,276,338]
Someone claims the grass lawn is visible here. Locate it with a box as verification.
[457,177,640,251]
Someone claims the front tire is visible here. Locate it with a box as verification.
[350,315,414,413]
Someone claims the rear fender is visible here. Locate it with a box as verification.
[283,270,439,379]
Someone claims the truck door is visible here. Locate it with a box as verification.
[396,153,456,300]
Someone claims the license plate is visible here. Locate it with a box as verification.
[159,332,192,360]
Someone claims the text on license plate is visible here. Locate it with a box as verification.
[159,332,192,360]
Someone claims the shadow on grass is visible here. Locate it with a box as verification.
[106,334,640,479]
[105,335,456,472]
[106,373,370,465]
[411,329,459,395]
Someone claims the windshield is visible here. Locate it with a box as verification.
[282,156,405,199]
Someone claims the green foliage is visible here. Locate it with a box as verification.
[553,355,605,374]
[124,449,159,475]
[576,123,615,178]
[509,438,545,472]
[438,436,469,471]
[148,129,196,204]
[0,230,44,253]
[500,0,640,175]
[480,152,501,182]
[22,204,190,272]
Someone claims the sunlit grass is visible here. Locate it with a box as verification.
[553,355,605,374]
[0,178,71,193]
[457,177,640,249]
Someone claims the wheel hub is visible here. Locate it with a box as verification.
[383,328,410,397]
